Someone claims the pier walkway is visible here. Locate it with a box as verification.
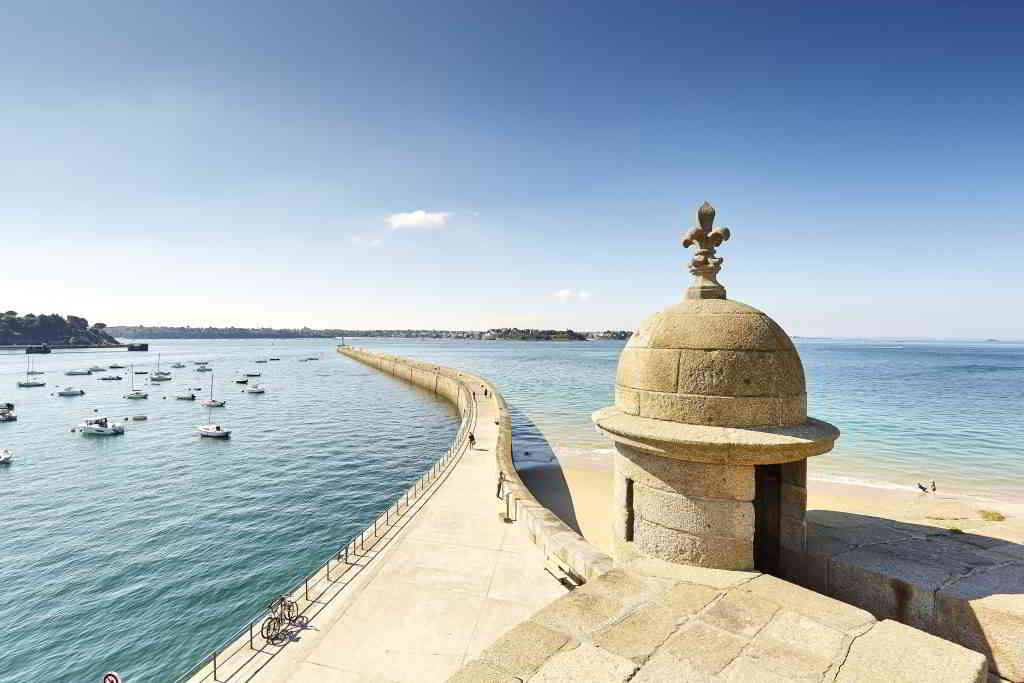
[186,350,565,683]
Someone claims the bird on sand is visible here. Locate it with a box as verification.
[917,483,929,493]
[931,481,937,492]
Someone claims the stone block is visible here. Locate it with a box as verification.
[633,483,754,539]
[656,619,749,675]
[936,563,1024,682]
[624,556,760,588]
[614,385,640,415]
[478,620,569,678]
[828,537,1002,632]
[634,519,754,569]
[615,446,754,500]
[616,348,680,393]
[447,659,521,683]
[637,389,806,427]
[835,619,987,683]
[657,582,722,616]
[781,459,806,486]
[646,309,783,351]
[780,514,807,552]
[675,349,802,398]
[742,610,846,680]
[529,643,637,683]
[593,603,680,661]
[575,568,667,607]
[741,574,875,633]
[719,657,795,683]
[699,590,778,638]
[780,482,807,517]
[531,590,624,639]
[631,653,720,682]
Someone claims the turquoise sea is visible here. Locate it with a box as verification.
[2,337,1022,681]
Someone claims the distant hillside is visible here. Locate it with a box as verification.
[106,326,487,339]
[0,311,119,346]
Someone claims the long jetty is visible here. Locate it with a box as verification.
[180,346,607,683]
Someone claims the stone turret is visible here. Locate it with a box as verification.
[592,202,839,573]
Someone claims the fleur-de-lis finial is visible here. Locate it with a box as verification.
[682,201,731,300]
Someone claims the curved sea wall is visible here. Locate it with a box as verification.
[340,347,613,583]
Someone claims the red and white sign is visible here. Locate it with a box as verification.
[103,673,122,683]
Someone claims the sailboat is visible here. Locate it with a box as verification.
[197,409,231,438]
[17,357,46,387]
[152,354,171,382]
[200,372,225,407]
[124,365,148,399]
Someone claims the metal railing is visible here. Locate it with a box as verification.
[171,376,478,683]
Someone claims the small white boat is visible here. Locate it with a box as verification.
[124,367,148,399]
[109,364,126,369]
[200,373,225,407]
[234,378,248,384]
[245,372,261,377]
[0,402,16,422]
[245,384,266,394]
[65,369,92,376]
[58,387,85,396]
[131,415,148,421]
[151,354,171,380]
[150,374,172,382]
[75,417,125,435]
[198,424,231,438]
[193,361,209,365]
[134,370,149,375]
[99,375,123,381]
[0,448,12,465]
[269,358,280,361]
[89,365,106,372]
[176,392,197,401]
[18,378,46,388]
[171,362,186,369]
[196,366,212,372]
[255,359,269,364]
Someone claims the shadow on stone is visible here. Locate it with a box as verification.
[786,509,1024,681]
[505,402,582,535]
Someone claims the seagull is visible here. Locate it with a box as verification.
[931,481,937,492]
[917,483,929,493]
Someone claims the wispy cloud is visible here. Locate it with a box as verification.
[350,235,381,246]
[388,210,453,230]
[555,289,593,303]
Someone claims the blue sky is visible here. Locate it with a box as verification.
[2,1,1022,338]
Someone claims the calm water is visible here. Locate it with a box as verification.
[3,337,1022,681]
[350,338,1024,502]
[0,340,458,682]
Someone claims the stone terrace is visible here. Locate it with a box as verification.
[454,559,989,683]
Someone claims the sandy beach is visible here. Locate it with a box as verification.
[530,458,1024,554]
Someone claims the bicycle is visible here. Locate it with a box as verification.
[260,594,299,641]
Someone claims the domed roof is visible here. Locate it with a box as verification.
[616,298,806,428]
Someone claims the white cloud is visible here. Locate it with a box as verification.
[579,290,591,301]
[350,235,381,246]
[555,289,573,303]
[388,210,453,230]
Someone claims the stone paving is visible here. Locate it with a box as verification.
[452,559,989,683]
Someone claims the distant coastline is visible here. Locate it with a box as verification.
[1,312,118,347]
[106,325,632,341]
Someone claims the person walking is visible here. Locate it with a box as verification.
[468,432,476,448]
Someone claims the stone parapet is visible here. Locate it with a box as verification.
[450,557,987,682]
[340,347,614,584]
[786,510,1024,682]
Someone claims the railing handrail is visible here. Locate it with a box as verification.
[171,355,479,683]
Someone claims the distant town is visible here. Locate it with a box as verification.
[105,325,633,341]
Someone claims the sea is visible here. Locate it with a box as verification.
[2,337,1022,681]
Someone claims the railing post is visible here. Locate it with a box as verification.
[305,579,309,601]
[213,650,219,681]
[327,560,331,581]
[250,621,254,650]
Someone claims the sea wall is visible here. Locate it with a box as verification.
[339,347,613,583]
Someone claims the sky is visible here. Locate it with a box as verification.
[2,1,1022,338]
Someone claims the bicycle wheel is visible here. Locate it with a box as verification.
[261,616,282,642]
[285,600,298,622]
